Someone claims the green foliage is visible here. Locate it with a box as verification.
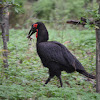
[0,27,97,99]
[1,0,25,13]
[83,1,99,19]
[32,0,86,20]
[10,0,25,13]
[82,0,100,29]
[6,0,99,28]
[33,0,55,20]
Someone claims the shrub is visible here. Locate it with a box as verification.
[33,0,55,20]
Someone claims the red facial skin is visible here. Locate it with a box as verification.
[33,24,38,28]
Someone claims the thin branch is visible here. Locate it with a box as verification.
[66,17,94,26]
[67,20,86,26]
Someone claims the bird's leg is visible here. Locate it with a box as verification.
[44,72,55,86]
[44,77,51,86]
[55,69,62,87]
[58,76,63,87]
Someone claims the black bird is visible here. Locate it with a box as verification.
[27,22,95,87]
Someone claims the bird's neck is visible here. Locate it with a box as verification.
[36,26,49,44]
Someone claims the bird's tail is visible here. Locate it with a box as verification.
[77,70,95,79]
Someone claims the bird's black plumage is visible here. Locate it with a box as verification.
[27,22,95,87]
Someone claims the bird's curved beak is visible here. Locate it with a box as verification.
[27,27,36,39]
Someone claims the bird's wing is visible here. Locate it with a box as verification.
[37,41,84,71]
[52,41,85,70]
[37,42,68,66]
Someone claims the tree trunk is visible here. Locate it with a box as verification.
[4,7,9,41]
[1,24,9,68]
[96,2,100,93]
[0,1,9,68]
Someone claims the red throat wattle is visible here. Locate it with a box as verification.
[33,24,38,38]
[36,29,38,38]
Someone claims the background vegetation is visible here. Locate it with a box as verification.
[0,0,99,99]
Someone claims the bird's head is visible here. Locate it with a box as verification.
[27,23,38,39]
[27,22,49,42]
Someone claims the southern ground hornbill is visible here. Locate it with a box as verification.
[27,22,95,87]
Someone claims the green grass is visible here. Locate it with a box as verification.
[0,27,99,100]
